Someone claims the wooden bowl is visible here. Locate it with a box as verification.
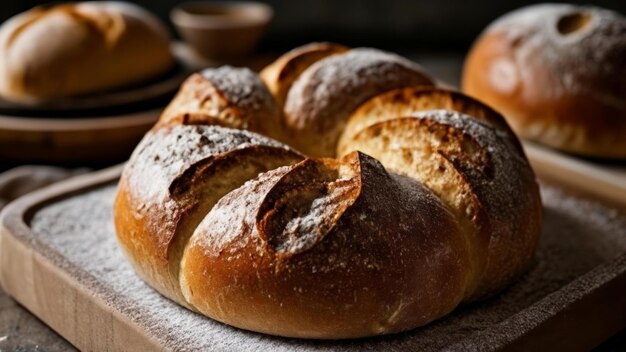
[171,1,273,60]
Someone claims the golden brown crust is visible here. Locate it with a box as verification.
[340,110,541,299]
[114,125,303,305]
[338,86,522,157]
[0,2,174,101]
[158,67,286,142]
[462,3,626,158]
[260,42,349,109]
[282,48,434,157]
[180,152,469,338]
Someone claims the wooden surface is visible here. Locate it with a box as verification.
[0,111,161,165]
[0,46,193,166]
[1,167,626,351]
[0,166,81,351]
[523,142,626,210]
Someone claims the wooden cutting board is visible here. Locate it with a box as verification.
[0,166,625,351]
[523,142,626,210]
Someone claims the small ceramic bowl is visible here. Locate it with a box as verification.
[171,1,273,60]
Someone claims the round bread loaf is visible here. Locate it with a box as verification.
[462,4,626,158]
[0,2,174,101]
[158,66,285,142]
[115,43,542,339]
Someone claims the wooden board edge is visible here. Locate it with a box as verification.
[18,165,124,221]
[523,142,626,210]
[507,256,626,352]
[0,165,164,351]
[0,223,163,351]
[444,254,626,352]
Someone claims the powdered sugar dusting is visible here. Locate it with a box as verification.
[201,66,278,113]
[487,4,626,108]
[190,166,293,256]
[274,182,351,254]
[123,124,289,206]
[283,48,433,155]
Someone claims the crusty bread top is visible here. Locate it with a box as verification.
[0,1,174,100]
[159,66,285,142]
[484,3,626,107]
[260,42,349,108]
[283,48,434,157]
[198,67,278,115]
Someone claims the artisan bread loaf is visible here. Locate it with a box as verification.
[462,4,626,158]
[158,66,285,142]
[0,2,174,101]
[115,43,541,339]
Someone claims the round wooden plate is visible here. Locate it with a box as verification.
[0,62,188,117]
[0,53,191,165]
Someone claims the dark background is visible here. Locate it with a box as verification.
[2,0,626,53]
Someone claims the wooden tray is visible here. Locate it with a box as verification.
[523,142,626,211]
[1,166,625,351]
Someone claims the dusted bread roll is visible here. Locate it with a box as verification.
[115,43,542,339]
[158,66,286,142]
[0,2,174,101]
[462,4,626,158]
[283,48,434,157]
[260,43,435,157]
